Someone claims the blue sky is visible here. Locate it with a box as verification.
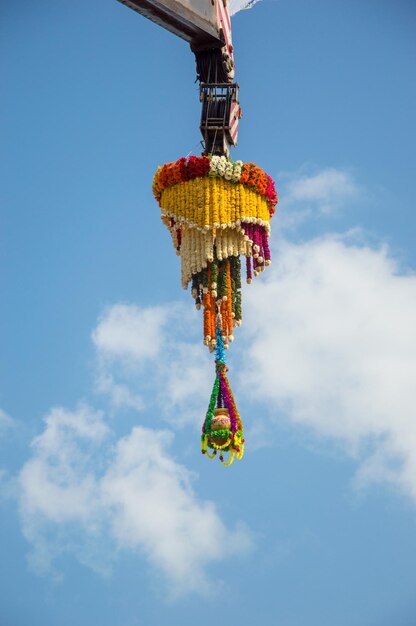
[1,1,416,625]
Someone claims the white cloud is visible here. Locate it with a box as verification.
[0,408,13,433]
[240,233,416,498]
[101,426,250,594]
[18,404,251,592]
[281,166,359,216]
[91,302,212,427]
[156,339,212,427]
[18,404,108,575]
[94,370,144,412]
[91,303,165,414]
[92,303,168,363]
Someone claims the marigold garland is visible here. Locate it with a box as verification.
[153,155,277,213]
[153,154,278,465]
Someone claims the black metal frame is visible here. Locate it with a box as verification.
[200,83,239,156]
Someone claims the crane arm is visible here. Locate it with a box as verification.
[118,0,223,48]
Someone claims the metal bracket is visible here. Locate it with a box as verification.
[200,83,241,156]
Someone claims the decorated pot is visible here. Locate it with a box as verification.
[212,408,231,430]
[211,408,231,446]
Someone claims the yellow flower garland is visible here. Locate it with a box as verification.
[160,178,271,232]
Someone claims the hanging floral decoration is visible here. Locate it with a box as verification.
[153,154,277,466]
